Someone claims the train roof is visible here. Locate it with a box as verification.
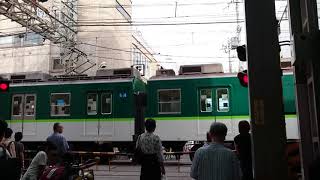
[9,76,136,87]
[149,70,294,81]
[1,68,146,87]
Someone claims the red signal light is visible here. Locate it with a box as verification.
[0,83,8,90]
[243,74,248,84]
[237,70,248,87]
[0,80,9,92]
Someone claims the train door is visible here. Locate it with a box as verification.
[197,88,215,138]
[214,88,232,139]
[85,93,99,136]
[11,94,36,135]
[84,92,114,137]
[99,92,114,137]
[197,87,231,139]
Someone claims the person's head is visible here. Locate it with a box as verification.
[145,119,156,133]
[45,141,58,164]
[53,123,63,133]
[238,120,251,134]
[206,132,211,143]
[14,132,23,142]
[209,122,228,143]
[4,128,13,139]
[0,120,8,141]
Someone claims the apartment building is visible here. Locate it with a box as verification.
[0,0,158,78]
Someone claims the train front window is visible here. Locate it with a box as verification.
[12,95,23,116]
[87,93,98,115]
[216,89,230,112]
[200,89,212,112]
[50,93,71,116]
[101,93,112,114]
[158,89,181,114]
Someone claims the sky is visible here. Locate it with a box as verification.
[132,0,291,73]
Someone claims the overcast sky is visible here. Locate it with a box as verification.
[132,0,290,72]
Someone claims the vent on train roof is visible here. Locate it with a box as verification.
[96,67,140,78]
[11,75,26,80]
[114,69,132,75]
[0,72,51,82]
[156,69,176,77]
[179,63,223,75]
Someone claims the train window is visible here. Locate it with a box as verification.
[50,93,71,116]
[101,93,112,114]
[158,89,181,114]
[87,93,98,115]
[25,95,36,116]
[200,89,212,112]
[12,95,23,116]
[216,88,230,112]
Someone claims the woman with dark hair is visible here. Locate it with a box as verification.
[1,128,16,157]
[136,119,165,180]
[14,132,25,170]
[0,120,8,159]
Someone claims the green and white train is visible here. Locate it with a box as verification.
[0,64,298,151]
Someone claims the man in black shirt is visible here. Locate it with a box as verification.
[234,121,253,180]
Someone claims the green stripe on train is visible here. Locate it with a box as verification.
[6,114,297,123]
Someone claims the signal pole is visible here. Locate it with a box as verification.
[245,0,288,180]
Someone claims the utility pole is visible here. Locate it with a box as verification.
[245,0,288,180]
[174,1,178,17]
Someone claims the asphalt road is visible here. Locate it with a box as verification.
[93,165,193,180]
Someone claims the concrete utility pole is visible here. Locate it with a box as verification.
[244,0,288,179]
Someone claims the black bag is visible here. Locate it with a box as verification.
[133,135,144,164]
[0,144,21,180]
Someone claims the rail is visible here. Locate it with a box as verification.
[69,150,195,172]
[25,150,195,172]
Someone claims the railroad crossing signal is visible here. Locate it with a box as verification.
[236,45,248,87]
[236,45,246,61]
[0,80,9,92]
[237,70,248,87]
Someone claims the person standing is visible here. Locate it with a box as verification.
[136,119,165,180]
[0,120,8,159]
[47,123,69,156]
[191,122,241,180]
[1,128,16,157]
[14,132,25,170]
[234,121,253,180]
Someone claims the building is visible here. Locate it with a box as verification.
[0,0,158,78]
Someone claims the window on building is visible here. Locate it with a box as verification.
[116,0,131,21]
[24,32,43,46]
[216,89,230,112]
[51,93,71,116]
[158,89,181,114]
[0,32,43,48]
[101,93,112,114]
[200,89,212,112]
[87,93,98,115]
[0,36,13,48]
[52,58,64,70]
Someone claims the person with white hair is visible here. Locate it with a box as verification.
[191,122,241,180]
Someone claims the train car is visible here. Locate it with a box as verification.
[0,68,146,150]
[147,64,298,150]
